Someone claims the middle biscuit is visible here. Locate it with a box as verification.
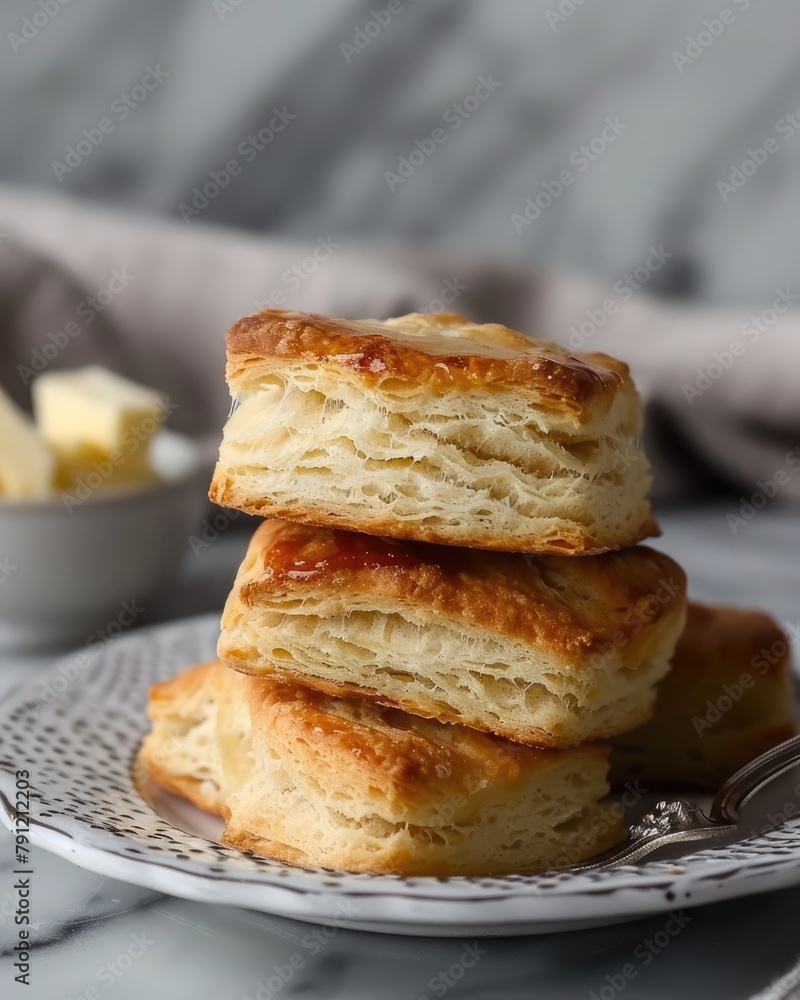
[218,520,687,747]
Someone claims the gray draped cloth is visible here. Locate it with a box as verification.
[1,184,798,507]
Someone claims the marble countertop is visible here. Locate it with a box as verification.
[1,505,799,1000]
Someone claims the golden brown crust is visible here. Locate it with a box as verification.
[206,490,661,556]
[219,827,309,868]
[140,660,619,875]
[230,519,685,665]
[224,659,654,748]
[219,521,685,747]
[225,309,627,408]
[213,308,657,555]
[146,660,218,705]
[238,668,608,807]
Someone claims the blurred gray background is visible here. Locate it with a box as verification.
[1,0,799,508]
[2,0,799,305]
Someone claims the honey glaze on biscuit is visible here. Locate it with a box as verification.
[263,529,466,583]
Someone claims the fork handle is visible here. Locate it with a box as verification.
[710,733,800,825]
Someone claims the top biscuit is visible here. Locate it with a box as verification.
[211,310,657,554]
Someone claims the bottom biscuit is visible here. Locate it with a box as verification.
[137,660,621,876]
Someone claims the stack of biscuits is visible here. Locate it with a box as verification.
[138,310,794,876]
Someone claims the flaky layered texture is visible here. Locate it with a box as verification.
[209,310,657,554]
[218,520,687,747]
[611,603,797,789]
[138,659,243,816]
[137,661,621,875]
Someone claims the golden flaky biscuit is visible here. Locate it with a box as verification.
[611,603,797,789]
[217,520,687,747]
[209,310,658,555]
[138,661,621,876]
[137,658,233,816]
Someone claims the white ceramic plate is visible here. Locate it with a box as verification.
[2,613,800,937]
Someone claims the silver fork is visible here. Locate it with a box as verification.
[568,733,800,871]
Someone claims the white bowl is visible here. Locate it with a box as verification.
[0,431,210,652]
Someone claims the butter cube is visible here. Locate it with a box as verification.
[0,385,55,498]
[52,443,159,493]
[33,367,167,474]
